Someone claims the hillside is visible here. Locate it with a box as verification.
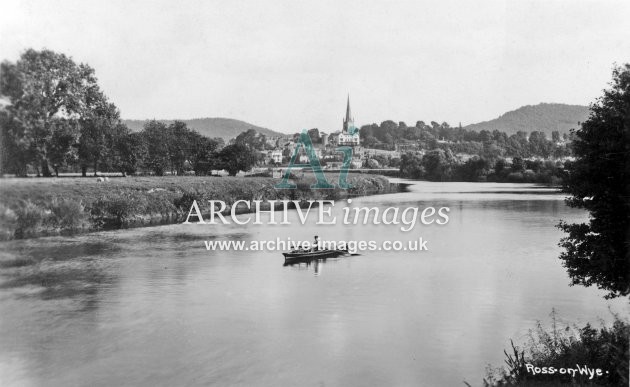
[465,103,590,135]
[123,117,284,141]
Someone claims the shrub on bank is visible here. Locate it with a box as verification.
[482,313,629,386]
[14,200,46,238]
[0,204,18,240]
[0,175,397,239]
[48,197,88,230]
[89,195,137,228]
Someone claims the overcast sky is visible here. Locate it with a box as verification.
[1,0,629,133]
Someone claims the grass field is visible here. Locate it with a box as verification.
[0,174,397,240]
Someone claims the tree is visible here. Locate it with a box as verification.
[459,157,490,181]
[167,121,193,175]
[234,129,267,150]
[48,119,78,176]
[112,130,145,176]
[77,101,120,176]
[190,135,222,175]
[0,49,107,176]
[422,149,454,181]
[0,109,34,176]
[558,64,630,299]
[511,156,525,172]
[528,131,552,158]
[551,130,560,143]
[307,128,320,144]
[141,120,170,175]
[216,144,256,176]
[399,152,424,179]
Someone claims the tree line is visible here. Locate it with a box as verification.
[360,120,572,159]
[0,49,263,177]
[399,149,563,183]
[0,48,574,180]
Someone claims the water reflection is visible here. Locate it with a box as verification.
[0,238,118,302]
[283,257,348,276]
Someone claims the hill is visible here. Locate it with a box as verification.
[465,103,590,135]
[122,117,284,141]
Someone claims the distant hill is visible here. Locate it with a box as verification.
[465,103,590,135]
[122,117,284,141]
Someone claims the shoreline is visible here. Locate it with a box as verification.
[0,175,406,241]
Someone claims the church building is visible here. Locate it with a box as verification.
[337,95,360,146]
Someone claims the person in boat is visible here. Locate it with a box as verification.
[312,235,320,252]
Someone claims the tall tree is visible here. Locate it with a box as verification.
[167,121,193,175]
[217,143,256,176]
[0,49,107,176]
[141,120,170,176]
[558,64,630,298]
[48,119,78,176]
[0,109,34,176]
[189,135,222,175]
[234,129,267,150]
[112,130,146,176]
[77,101,120,176]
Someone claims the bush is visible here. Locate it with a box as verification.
[507,172,524,183]
[0,203,18,240]
[89,195,137,228]
[483,312,629,386]
[48,197,88,230]
[15,200,46,238]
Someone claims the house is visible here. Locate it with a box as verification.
[271,150,283,164]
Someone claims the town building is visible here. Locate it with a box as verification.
[337,95,360,146]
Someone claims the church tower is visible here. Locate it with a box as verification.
[338,94,360,146]
[342,94,354,133]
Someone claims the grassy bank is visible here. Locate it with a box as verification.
[0,174,401,240]
[477,312,629,387]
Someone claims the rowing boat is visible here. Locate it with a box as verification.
[282,248,348,263]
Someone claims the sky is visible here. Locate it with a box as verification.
[1,0,629,133]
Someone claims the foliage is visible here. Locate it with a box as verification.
[48,197,88,230]
[112,131,146,176]
[0,203,18,240]
[360,119,571,160]
[0,175,395,239]
[89,194,142,228]
[77,100,122,176]
[399,152,424,179]
[422,149,455,181]
[233,128,269,150]
[398,152,563,184]
[483,312,629,386]
[141,120,170,175]
[558,64,630,299]
[0,49,110,176]
[14,200,46,238]
[0,49,225,178]
[216,143,257,176]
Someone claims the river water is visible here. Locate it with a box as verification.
[0,182,627,386]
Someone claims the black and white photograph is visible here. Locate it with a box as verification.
[0,1,629,386]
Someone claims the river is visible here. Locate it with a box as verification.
[0,182,627,386]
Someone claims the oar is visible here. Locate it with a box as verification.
[334,249,361,256]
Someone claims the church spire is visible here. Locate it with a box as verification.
[345,94,352,122]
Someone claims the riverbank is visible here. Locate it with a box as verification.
[478,312,629,386]
[0,174,404,240]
